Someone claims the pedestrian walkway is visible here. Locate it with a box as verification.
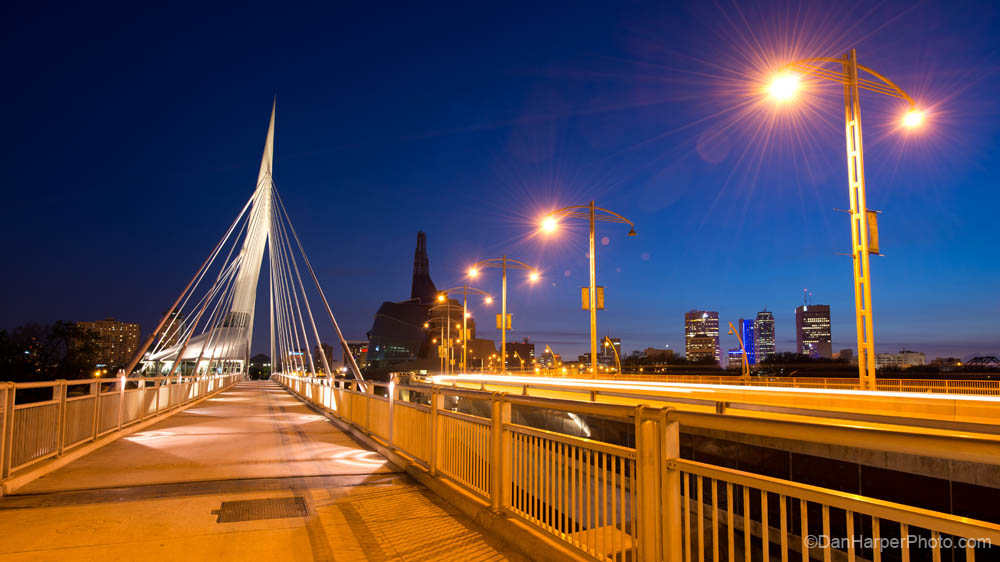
[0,381,525,562]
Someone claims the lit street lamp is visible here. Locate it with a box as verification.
[541,201,636,377]
[602,336,622,374]
[437,285,492,373]
[766,49,923,390]
[468,257,540,374]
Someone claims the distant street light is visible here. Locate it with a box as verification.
[438,285,492,373]
[540,201,635,377]
[468,256,540,374]
[765,49,923,390]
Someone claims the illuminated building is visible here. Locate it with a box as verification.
[77,318,140,369]
[685,310,719,362]
[345,340,369,370]
[739,318,756,365]
[753,310,775,362]
[727,348,745,370]
[876,349,926,370]
[506,338,535,370]
[795,304,832,359]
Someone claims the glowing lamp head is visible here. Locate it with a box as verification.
[436,294,445,302]
[528,271,540,283]
[467,267,479,278]
[541,216,558,233]
[484,296,493,304]
[902,109,924,129]
[768,73,800,102]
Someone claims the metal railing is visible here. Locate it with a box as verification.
[1,374,240,481]
[534,373,1000,396]
[274,373,1000,562]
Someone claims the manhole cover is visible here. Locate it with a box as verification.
[212,497,308,523]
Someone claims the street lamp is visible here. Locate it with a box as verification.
[468,257,540,374]
[765,49,923,390]
[540,201,636,377]
[602,336,622,374]
[727,321,750,380]
[438,285,492,373]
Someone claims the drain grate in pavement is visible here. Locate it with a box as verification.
[212,497,309,523]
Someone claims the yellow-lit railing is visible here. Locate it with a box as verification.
[536,372,1000,396]
[1,374,240,482]
[273,373,1000,562]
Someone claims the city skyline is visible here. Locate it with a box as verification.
[2,2,999,361]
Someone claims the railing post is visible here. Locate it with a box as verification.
[388,374,396,448]
[490,392,511,513]
[1,383,15,479]
[55,380,68,456]
[635,405,663,562]
[154,378,161,415]
[661,409,682,562]
[365,381,375,432]
[90,380,101,440]
[117,374,126,431]
[138,379,147,422]
[429,387,444,476]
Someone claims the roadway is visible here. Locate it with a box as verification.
[427,374,1000,450]
[0,380,525,562]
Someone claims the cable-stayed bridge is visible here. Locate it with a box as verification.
[0,106,997,562]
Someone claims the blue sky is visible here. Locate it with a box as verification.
[2,1,998,360]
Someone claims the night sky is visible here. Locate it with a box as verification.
[3,1,999,361]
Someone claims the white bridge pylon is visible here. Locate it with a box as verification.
[125,102,364,381]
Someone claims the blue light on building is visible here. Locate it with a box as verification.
[740,318,756,365]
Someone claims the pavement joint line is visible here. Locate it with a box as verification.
[0,472,409,510]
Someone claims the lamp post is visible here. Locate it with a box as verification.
[541,201,636,377]
[727,321,750,380]
[437,285,493,373]
[765,49,923,389]
[468,257,540,374]
[602,336,622,374]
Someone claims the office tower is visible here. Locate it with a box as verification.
[739,318,756,365]
[795,304,832,358]
[76,318,141,369]
[754,310,775,362]
[685,310,719,362]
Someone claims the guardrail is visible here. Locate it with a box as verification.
[275,373,1000,562]
[533,373,1000,396]
[0,374,240,481]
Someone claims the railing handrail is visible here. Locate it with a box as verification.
[677,458,1000,541]
[1,373,240,484]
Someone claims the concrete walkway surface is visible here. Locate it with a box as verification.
[0,381,525,562]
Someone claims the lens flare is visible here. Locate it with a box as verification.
[768,73,801,102]
[541,216,558,233]
[902,109,924,129]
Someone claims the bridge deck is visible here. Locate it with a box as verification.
[0,381,523,562]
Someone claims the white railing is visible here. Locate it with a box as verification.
[274,373,1000,562]
[1,374,240,481]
